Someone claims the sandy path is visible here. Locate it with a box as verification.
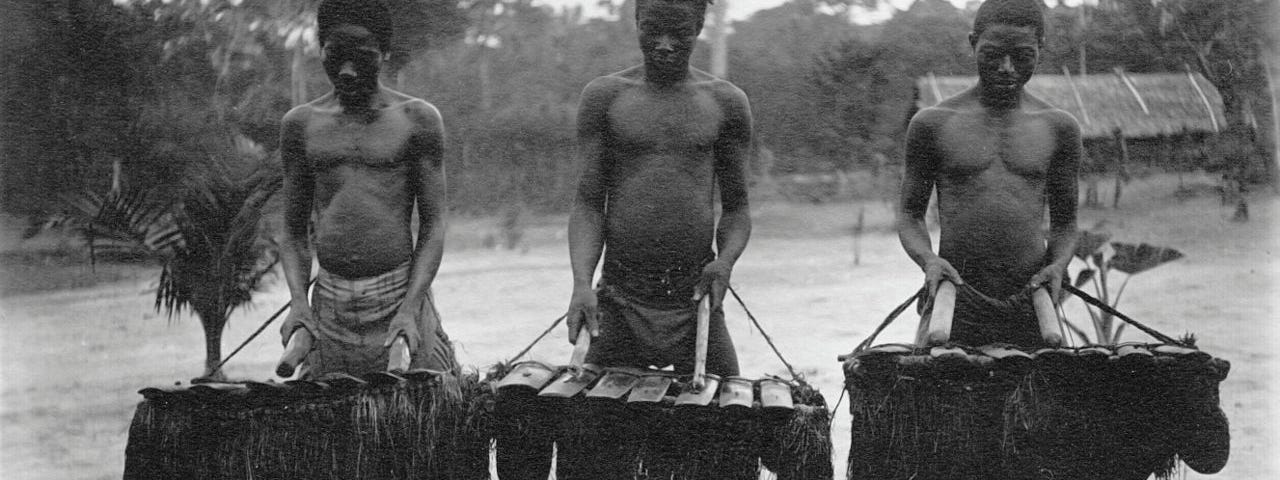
[0,186,1275,479]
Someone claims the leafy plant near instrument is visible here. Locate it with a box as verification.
[1064,228,1185,345]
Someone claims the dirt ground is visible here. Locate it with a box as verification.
[0,173,1275,479]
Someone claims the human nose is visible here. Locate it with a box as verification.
[999,55,1015,73]
[339,61,358,78]
[655,35,675,52]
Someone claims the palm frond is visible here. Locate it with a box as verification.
[41,188,179,269]
[155,150,282,323]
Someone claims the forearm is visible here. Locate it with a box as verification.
[279,232,313,308]
[1045,225,1078,271]
[402,218,445,312]
[896,215,939,269]
[568,201,605,289]
[714,206,751,265]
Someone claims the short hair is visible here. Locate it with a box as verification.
[317,0,393,53]
[635,0,714,21]
[972,0,1045,41]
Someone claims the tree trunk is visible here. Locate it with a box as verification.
[290,46,307,107]
[478,47,492,112]
[708,0,729,78]
[198,312,228,382]
[1113,130,1129,209]
[1260,54,1279,189]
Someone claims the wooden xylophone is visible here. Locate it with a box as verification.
[493,295,833,480]
[844,337,1230,478]
[122,369,494,480]
[491,361,834,480]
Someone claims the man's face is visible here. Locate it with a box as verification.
[970,24,1040,101]
[321,24,383,98]
[637,1,703,80]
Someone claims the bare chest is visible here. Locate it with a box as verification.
[608,89,722,152]
[935,112,1057,179]
[305,111,415,169]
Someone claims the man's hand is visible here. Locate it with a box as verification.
[1028,263,1067,303]
[280,304,315,346]
[567,285,599,344]
[693,258,733,312]
[922,257,963,300]
[385,308,425,352]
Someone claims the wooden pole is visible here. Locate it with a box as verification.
[277,328,314,378]
[1032,288,1064,347]
[692,296,710,390]
[916,281,956,347]
[708,0,729,78]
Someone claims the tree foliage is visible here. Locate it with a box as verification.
[2,0,1275,217]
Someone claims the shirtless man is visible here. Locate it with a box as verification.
[565,0,753,377]
[277,0,456,376]
[897,0,1079,348]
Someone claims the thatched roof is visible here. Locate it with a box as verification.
[915,71,1225,139]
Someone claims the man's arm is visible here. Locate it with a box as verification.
[896,109,962,298]
[1029,111,1082,300]
[386,101,447,351]
[701,83,754,308]
[278,108,316,344]
[565,79,615,343]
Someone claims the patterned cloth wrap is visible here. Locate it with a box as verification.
[304,261,458,377]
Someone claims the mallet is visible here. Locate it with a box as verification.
[916,280,957,347]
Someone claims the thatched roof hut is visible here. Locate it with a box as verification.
[914,71,1226,139]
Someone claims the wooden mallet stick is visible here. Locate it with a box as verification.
[1032,287,1065,346]
[276,328,314,378]
[568,324,592,377]
[387,335,412,373]
[692,295,711,391]
[917,280,956,347]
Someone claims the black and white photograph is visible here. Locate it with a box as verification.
[1,0,1276,478]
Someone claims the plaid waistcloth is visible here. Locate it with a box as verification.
[306,262,457,377]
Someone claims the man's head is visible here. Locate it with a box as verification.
[968,0,1044,103]
[317,0,392,100]
[635,0,710,83]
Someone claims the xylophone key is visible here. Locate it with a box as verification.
[718,376,754,408]
[759,378,794,411]
[318,372,367,391]
[627,373,674,403]
[586,368,643,399]
[675,374,720,406]
[496,361,556,392]
[538,365,600,398]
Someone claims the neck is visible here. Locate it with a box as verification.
[644,64,689,86]
[977,82,1022,111]
[336,87,382,112]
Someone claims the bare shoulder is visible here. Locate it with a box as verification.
[1024,93,1081,134]
[582,68,640,100]
[282,96,328,128]
[280,103,320,147]
[382,90,442,128]
[907,104,957,134]
[698,72,750,109]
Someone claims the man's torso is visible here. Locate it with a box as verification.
[599,69,731,271]
[928,94,1064,296]
[302,97,423,278]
